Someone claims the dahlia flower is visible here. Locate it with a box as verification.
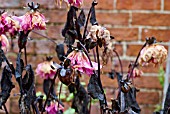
[86,25,111,46]
[36,60,56,79]
[45,102,64,114]
[67,50,101,76]
[0,34,9,52]
[138,44,167,66]
[56,0,83,8]
[12,11,47,32]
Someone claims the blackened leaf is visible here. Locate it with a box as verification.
[163,84,170,113]
[64,30,76,45]
[62,6,77,37]
[146,37,157,45]
[0,65,15,108]
[111,99,120,112]
[124,87,141,113]
[56,44,65,61]
[43,79,56,97]
[90,5,98,25]
[15,52,23,79]
[87,74,104,100]
[18,31,30,50]
[77,10,86,28]
[0,44,5,67]
[72,77,90,114]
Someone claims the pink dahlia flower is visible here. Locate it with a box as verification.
[45,102,64,114]
[36,60,56,79]
[67,50,101,76]
[12,11,47,32]
[0,34,9,52]
[67,0,83,8]
[138,44,167,66]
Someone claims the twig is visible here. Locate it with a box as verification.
[24,47,27,65]
[41,70,59,114]
[32,30,57,44]
[3,104,8,114]
[57,83,62,113]
[113,49,123,76]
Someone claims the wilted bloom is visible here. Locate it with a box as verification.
[0,34,9,52]
[45,102,64,114]
[67,50,101,76]
[36,60,56,79]
[86,25,111,46]
[56,0,83,8]
[12,11,47,32]
[128,67,143,78]
[138,44,167,66]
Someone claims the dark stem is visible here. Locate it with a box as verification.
[89,96,91,114]
[96,45,107,107]
[92,49,97,62]
[113,49,123,76]
[57,83,62,113]
[41,70,59,114]
[32,30,57,44]
[128,42,147,81]
[24,47,27,65]
[83,6,92,41]
[3,104,8,114]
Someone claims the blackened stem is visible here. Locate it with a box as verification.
[57,83,62,112]
[96,45,107,107]
[24,47,27,65]
[113,49,123,76]
[128,42,147,81]
[3,104,8,114]
[41,70,59,114]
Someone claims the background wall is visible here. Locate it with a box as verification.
[0,0,170,113]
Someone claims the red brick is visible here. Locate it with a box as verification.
[35,40,56,54]
[134,76,162,89]
[108,28,138,41]
[132,13,170,26]
[96,13,129,25]
[117,0,161,10]
[44,10,67,23]
[126,44,143,56]
[47,25,64,39]
[0,0,20,8]
[140,64,159,73]
[165,0,170,10]
[29,30,47,39]
[140,106,155,114]
[136,91,160,104]
[83,0,114,10]
[142,29,170,42]
[114,60,130,73]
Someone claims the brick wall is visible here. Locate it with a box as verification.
[0,0,169,113]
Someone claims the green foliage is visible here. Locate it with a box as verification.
[64,108,75,114]
[36,91,46,100]
[158,66,165,87]
[66,93,74,102]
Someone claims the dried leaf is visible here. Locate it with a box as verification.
[77,9,86,28]
[87,74,104,101]
[56,44,65,61]
[0,42,5,67]
[90,4,98,25]
[0,65,15,108]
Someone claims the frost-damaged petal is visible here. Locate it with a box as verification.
[67,50,102,76]
[36,61,57,79]
[0,34,9,52]
[45,102,64,114]
[138,44,167,66]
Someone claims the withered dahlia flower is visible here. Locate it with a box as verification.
[67,50,101,76]
[138,44,167,66]
[86,25,111,46]
[36,60,56,79]
[12,11,47,32]
[56,0,83,8]
[0,34,9,52]
[45,102,64,114]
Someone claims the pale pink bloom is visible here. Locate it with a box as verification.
[45,102,64,114]
[128,67,143,78]
[138,44,167,66]
[67,0,83,8]
[86,25,111,46]
[67,50,101,76]
[36,61,56,79]
[12,11,47,32]
[0,34,9,52]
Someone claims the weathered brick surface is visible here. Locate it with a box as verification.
[164,0,170,10]
[136,91,160,104]
[142,29,170,42]
[109,28,138,41]
[132,13,170,26]
[117,0,161,10]
[96,13,129,25]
